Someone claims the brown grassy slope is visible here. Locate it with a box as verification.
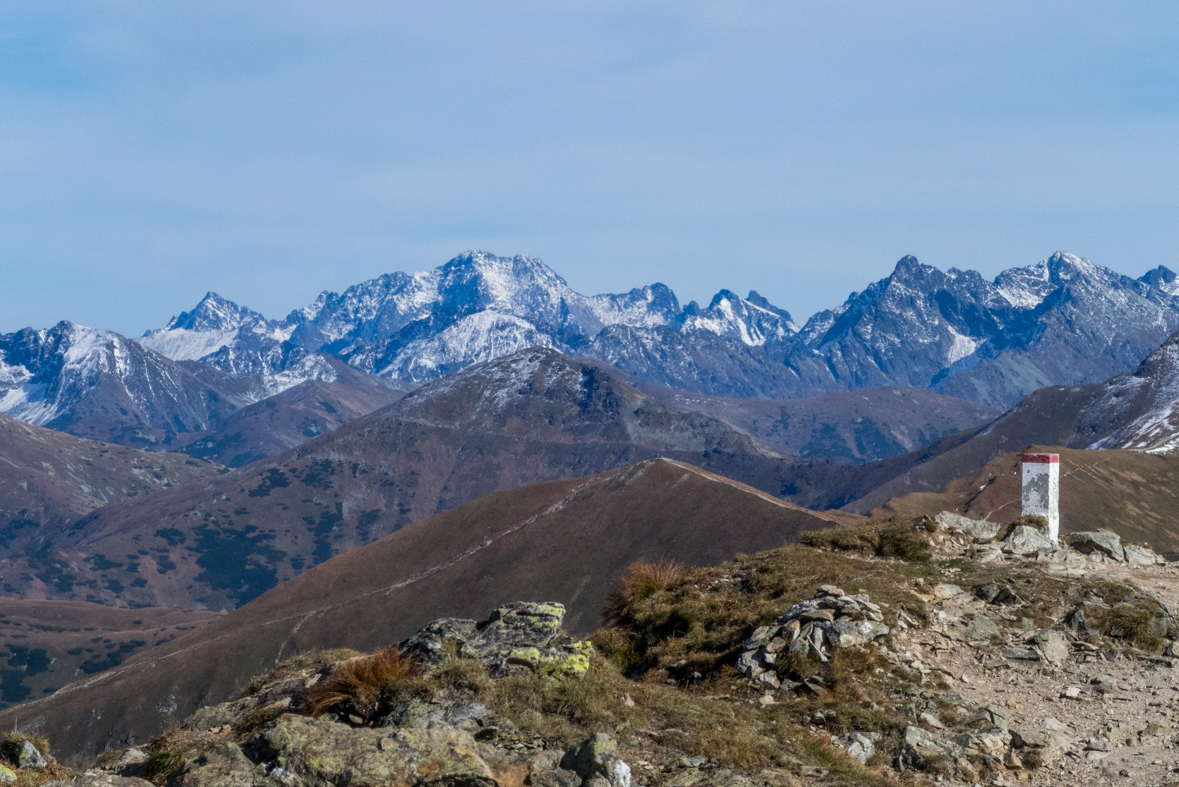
[24,347,886,612]
[0,414,223,527]
[0,599,221,713]
[0,415,224,600]
[0,458,853,761]
[874,445,1179,553]
[643,384,999,464]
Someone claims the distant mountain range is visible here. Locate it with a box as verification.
[4,248,1179,462]
[135,249,1179,408]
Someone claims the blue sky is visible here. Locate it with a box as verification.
[1,2,1177,335]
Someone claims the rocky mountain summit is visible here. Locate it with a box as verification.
[11,508,1179,787]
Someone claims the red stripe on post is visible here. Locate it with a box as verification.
[1022,453,1059,464]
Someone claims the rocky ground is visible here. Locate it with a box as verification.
[888,522,1179,787]
[5,515,1179,787]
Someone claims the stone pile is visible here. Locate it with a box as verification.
[735,585,890,690]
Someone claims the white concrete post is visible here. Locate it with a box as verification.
[1021,453,1060,545]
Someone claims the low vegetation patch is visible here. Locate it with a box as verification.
[801,517,933,562]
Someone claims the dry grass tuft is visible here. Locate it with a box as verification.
[143,730,192,784]
[303,647,421,719]
[605,560,685,623]
[1089,603,1164,652]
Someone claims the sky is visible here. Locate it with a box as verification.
[1,2,1177,336]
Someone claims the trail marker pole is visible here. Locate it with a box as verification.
[1021,453,1060,545]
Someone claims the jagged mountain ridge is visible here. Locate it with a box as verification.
[843,327,1179,514]
[139,250,1179,409]
[0,321,400,454]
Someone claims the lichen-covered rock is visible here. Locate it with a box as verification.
[172,742,281,787]
[17,739,47,769]
[252,714,497,787]
[0,764,14,784]
[400,603,593,678]
[560,734,632,787]
[935,512,1001,542]
[1067,531,1125,561]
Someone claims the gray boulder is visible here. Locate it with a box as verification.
[1004,525,1054,554]
[560,734,632,787]
[1030,630,1069,666]
[1124,544,1164,566]
[17,740,47,769]
[1067,531,1125,562]
[838,732,879,764]
[936,512,1001,542]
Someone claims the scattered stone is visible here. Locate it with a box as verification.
[1061,686,1082,700]
[918,712,943,729]
[931,583,963,600]
[837,732,878,764]
[1030,629,1069,666]
[1067,531,1125,562]
[959,614,1001,642]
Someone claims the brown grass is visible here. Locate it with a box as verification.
[801,518,932,562]
[143,730,192,784]
[303,647,421,719]
[605,560,685,623]
[1088,604,1164,652]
